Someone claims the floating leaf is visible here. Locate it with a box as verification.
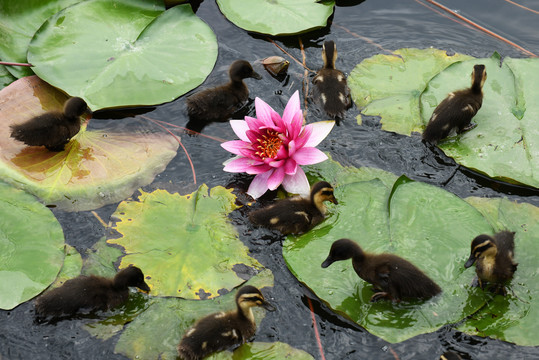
[0,65,16,90]
[0,76,179,211]
[207,341,314,360]
[108,185,264,299]
[50,245,82,288]
[458,197,539,346]
[216,0,335,36]
[0,181,64,310]
[82,236,123,278]
[28,1,218,110]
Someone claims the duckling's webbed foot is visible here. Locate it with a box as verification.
[370,292,391,302]
[458,122,477,134]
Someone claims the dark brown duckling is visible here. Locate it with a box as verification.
[321,238,442,302]
[10,96,92,151]
[464,230,517,295]
[248,181,338,235]
[423,64,486,144]
[186,60,262,124]
[177,285,275,360]
[35,265,150,319]
[312,40,352,119]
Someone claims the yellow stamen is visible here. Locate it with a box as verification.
[254,129,283,159]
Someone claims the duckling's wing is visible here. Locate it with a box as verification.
[312,69,351,118]
[10,113,71,147]
[187,85,247,121]
[249,199,316,234]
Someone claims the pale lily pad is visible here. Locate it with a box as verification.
[0,181,64,310]
[0,76,179,211]
[28,1,218,110]
[284,159,495,343]
[216,0,335,36]
[207,341,314,360]
[0,0,82,78]
[50,245,82,288]
[108,185,264,299]
[458,197,539,346]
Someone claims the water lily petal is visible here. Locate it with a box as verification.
[255,97,279,127]
[303,120,335,148]
[287,110,303,140]
[282,167,310,196]
[282,90,300,125]
[293,147,328,165]
[245,164,272,174]
[288,139,296,157]
[269,159,285,167]
[274,145,288,160]
[239,148,259,159]
[230,120,250,142]
[245,116,264,132]
[221,140,251,156]
[247,171,273,199]
[267,166,285,190]
[223,156,255,173]
[284,159,297,175]
[295,124,313,149]
[246,129,260,144]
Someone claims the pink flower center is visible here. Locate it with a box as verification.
[255,129,283,159]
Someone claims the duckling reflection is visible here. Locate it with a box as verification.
[10,97,92,151]
[322,239,441,302]
[248,181,338,235]
[35,265,150,319]
[423,64,486,144]
[177,285,275,360]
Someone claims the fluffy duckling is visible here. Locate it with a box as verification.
[35,265,150,319]
[10,97,92,151]
[177,285,275,360]
[321,239,442,302]
[248,181,338,235]
[423,64,486,144]
[186,60,262,124]
[464,230,517,295]
[312,41,352,119]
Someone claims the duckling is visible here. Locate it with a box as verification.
[312,40,352,119]
[464,230,517,295]
[10,97,92,151]
[440,351,463,360]
[248,181,338,235]
[423,64,487,144]
[321,238,442,302]
[177,285,275,360]
[186,60,262,124]
[35,265,150,319]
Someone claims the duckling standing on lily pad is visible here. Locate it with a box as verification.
[423,64,487,144]
[312,40,352,119]
[322,238,442,302]
[10,96,92,151]
[177,285,275,360]
[464,230,517,295]
[35,265,150,319]
[186,60,262,125]
[248,181,338,235]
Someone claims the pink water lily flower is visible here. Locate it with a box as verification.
[221,91,334,198]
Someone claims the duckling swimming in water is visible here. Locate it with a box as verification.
[177,285,275,360]
[10,97,92,152]
[35,265,150,319]
[312,40,352,119]
[464,230,517,295]
[186,60,262,126]
[248,181,338,235]
[322,238,442,302]
[423,64,486,144]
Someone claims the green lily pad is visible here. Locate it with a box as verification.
[285,159,496,343]
[0,181,64,310]
[108,184,264,299]
[28,1,217,110]
[50,245,82,288]
[0,76,179,211]
[113,269,274,360]
[0,65,16,90]
[82,236,123,278]
[0,0,82,78]
[207,341,314,360]
[216,0,335,36]
[458,197,539,346]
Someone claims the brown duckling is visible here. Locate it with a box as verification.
[464,230,517,295]
[10,97,92,151]
[312,40,352,119]
[321,238,442,302]
[35,265,150,319]
[177,285,275,360]
[423,64,486,144]
[186,60,262,124]
[248,181,338,235]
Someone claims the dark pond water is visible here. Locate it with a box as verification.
[1,0,539,359]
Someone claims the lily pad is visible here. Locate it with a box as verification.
[216,0,335,36]
[458,197,539,346]
[28,1,218,110]
[0,0,82,78]
[50,245,82,288]
[0,76,179,211]
[82,236,123,278]
[108,184,264,299]
[285,159,496,343]
[207,341,314,360]
[0,181,64,310]
[0,65,16,90]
